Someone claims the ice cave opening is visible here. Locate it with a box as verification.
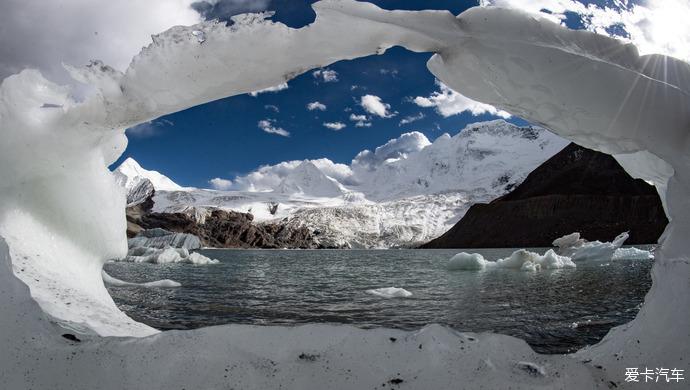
[1,1,688,388]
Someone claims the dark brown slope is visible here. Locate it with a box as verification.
[422,143,668,248]
[126,187,319,249]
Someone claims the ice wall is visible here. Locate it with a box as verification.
[0,0,688,387]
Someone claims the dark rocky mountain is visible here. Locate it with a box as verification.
[422,143,668,248]
[126,191,319,249]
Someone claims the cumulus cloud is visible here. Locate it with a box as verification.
[0,0,201,83]
[249,82,288,97]
[399,112,425,126]
[352,131,431,171]
[323,122,346,131]
[265,104,279,112]
[209,177,233,190]
[224,131,440,191]
[414,81,511,119]
[360,95,396,118]
[232,158,355,191]
[258,119,290,137]
[349,113,371,128]
[312,68,339,82]
[307,101,327,111]
[481,0,690,63]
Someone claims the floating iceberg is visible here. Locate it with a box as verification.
[118,246,219,265]
[447,249,575,271]
[553,232,653,262]
[366,287,413,298]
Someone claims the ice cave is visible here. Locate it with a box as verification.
[0,1,688,388]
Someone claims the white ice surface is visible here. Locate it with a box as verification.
[101,270,181,288]
[447,249,576,271]
[365,287,413,298]
[0,1,688,388]
[118,246,219,265]
[554,231,654,262]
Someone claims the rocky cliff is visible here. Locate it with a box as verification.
[126,187,318,249]
[422,143,668,248]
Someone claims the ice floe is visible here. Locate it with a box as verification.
[366,287,413,298]
[117,246,219,265]
[553,232,653,262]
[447,249,575,271]
[102,270,181,288]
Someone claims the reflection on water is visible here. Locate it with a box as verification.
[104,247,653,354]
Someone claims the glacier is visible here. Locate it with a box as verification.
[129,119,567,248]
[0,1,688,389]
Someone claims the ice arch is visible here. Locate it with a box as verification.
[0,1,688,388]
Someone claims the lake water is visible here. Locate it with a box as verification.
[104,247,653,354]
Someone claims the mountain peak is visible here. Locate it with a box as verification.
[277,160,344,197]
[113,158,184,192]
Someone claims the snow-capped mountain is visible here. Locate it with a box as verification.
[277,161,345,197]
[116,120,568,247]
[113,157,185,192]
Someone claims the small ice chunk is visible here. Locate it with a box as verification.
[156,248,184,263]
[366,287,412,298]
[187,252,220,265]
[447,252,488,270]
[191,30,206,43]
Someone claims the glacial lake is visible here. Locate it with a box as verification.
[104,247,654,354]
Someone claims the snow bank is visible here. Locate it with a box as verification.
[0,0,688,387]
[447,249,575,271]
[366,287,413,298]
[102,270,181,288]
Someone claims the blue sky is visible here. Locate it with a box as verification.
[111,0,622,188]
[112,0,518,188]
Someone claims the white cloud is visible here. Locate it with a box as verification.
[258,119,290,137]
[323,122,346,131]
[399,112,425,126]
[209,177,233,190]
[352,131,431,171]
[307,101,327,111]
[481,0,690,63]
[349,113,371,128]
[265,104,279,113]
[232,158,355,191]
[249,82,289,97]
[360,95,396,118]
[0,0,201,83]
[312,68,339,82]
[414,81,511,119]
[379,68,399,77]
